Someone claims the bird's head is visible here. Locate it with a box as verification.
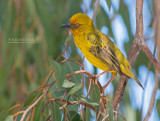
[61,13,95,36]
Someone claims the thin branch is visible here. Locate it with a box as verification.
[44,69,54,87]
[46,95,54,121]
[81,56,85,121]
[143,71,159,121]
[113,0,144,112]
[55,40,73,62]
[113,111,127,121]
[59,89,68,104]
[142,42,160,73]
[141,40,157,120]
[113,0,160,118]
[60,59,85,70]
[50,99,95,111]
[141,62,152,120]
[65,70,93,78]
[92,0,100,21]
[143,0,160,120]
[20,81,56,121]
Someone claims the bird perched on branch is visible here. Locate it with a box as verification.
[61,13,143,89]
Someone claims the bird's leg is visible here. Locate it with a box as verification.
[103,73,117,90]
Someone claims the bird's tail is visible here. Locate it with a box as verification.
[132,76,144,89]
[120,65,144,89]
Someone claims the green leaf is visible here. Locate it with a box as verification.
[106,0,111,10]
[83,107,92,121]
[51,88,67,99]
[33,101,44,121]
[67,111,82,121]
[85,79,100,103]
[119,0,133,41]
[67,83,82,96]
[107,101,114,121]
[78,95,99,106]
[67,104,78,112]
[156,99,160,116]
[52,60,66,89]
[63,60,82,83]
[62,79,75,88]
[24,91,41,107]
[0,110,9,121]
[4,115,13,121]
[15,107,28,121]
[53,102,61,121]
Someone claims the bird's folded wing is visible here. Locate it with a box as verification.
[87,32,122,74]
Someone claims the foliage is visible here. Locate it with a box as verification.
[0,0,159,121]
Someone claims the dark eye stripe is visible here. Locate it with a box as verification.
[73,23,80,28]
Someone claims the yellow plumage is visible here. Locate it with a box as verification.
[61,13,143,89]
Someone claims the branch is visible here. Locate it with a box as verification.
[113,0,144,111]
[55,40,73,62]
[143,0,160,120]
[113,0,160,116]
[143,71,159,121]
[20,81,56,121]
[49,99,95,111]
[142,42,160,73]
[92,0,100,21]
[65,70,93,78]
[113,111,127,121]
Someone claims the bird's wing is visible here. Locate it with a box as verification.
[87,31,144,88]
[87,32,122,75]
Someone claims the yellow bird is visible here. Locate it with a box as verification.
[61,13,143,89]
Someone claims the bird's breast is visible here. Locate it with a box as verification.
[74,36,112,71]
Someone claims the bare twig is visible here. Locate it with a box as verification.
[113,0,144,114]
[55,40,73,62]
[46,95,54,121]
[141,62,152,120]
[81,56,85,121]
[142,43,160,73]
[60,59,85,70]
[44,69,54,87]
[114,103,120,121]
[20,81,56,121]
[59,89,68,104]
[143,0,160,120]
[113,0,160,118]
[50,99,95,111]
[141,41,157,120]
[92,0,100,21]
[143,71,159,121]
[87,78,92,97]
[66,70,93,78]
[113,111,127,121]
[101,112,109,121]
[41,101,51,112]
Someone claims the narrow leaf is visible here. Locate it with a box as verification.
[67,111,82,121]
[67,83,82,96]
[106,0,111,10]
[52,60,65,89]
[78,95,99,106]
[62,79,75,88]
[53,102,61,121]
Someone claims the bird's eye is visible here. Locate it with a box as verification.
[74,23,80,28]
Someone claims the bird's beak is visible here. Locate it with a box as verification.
[60,22,73,28]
